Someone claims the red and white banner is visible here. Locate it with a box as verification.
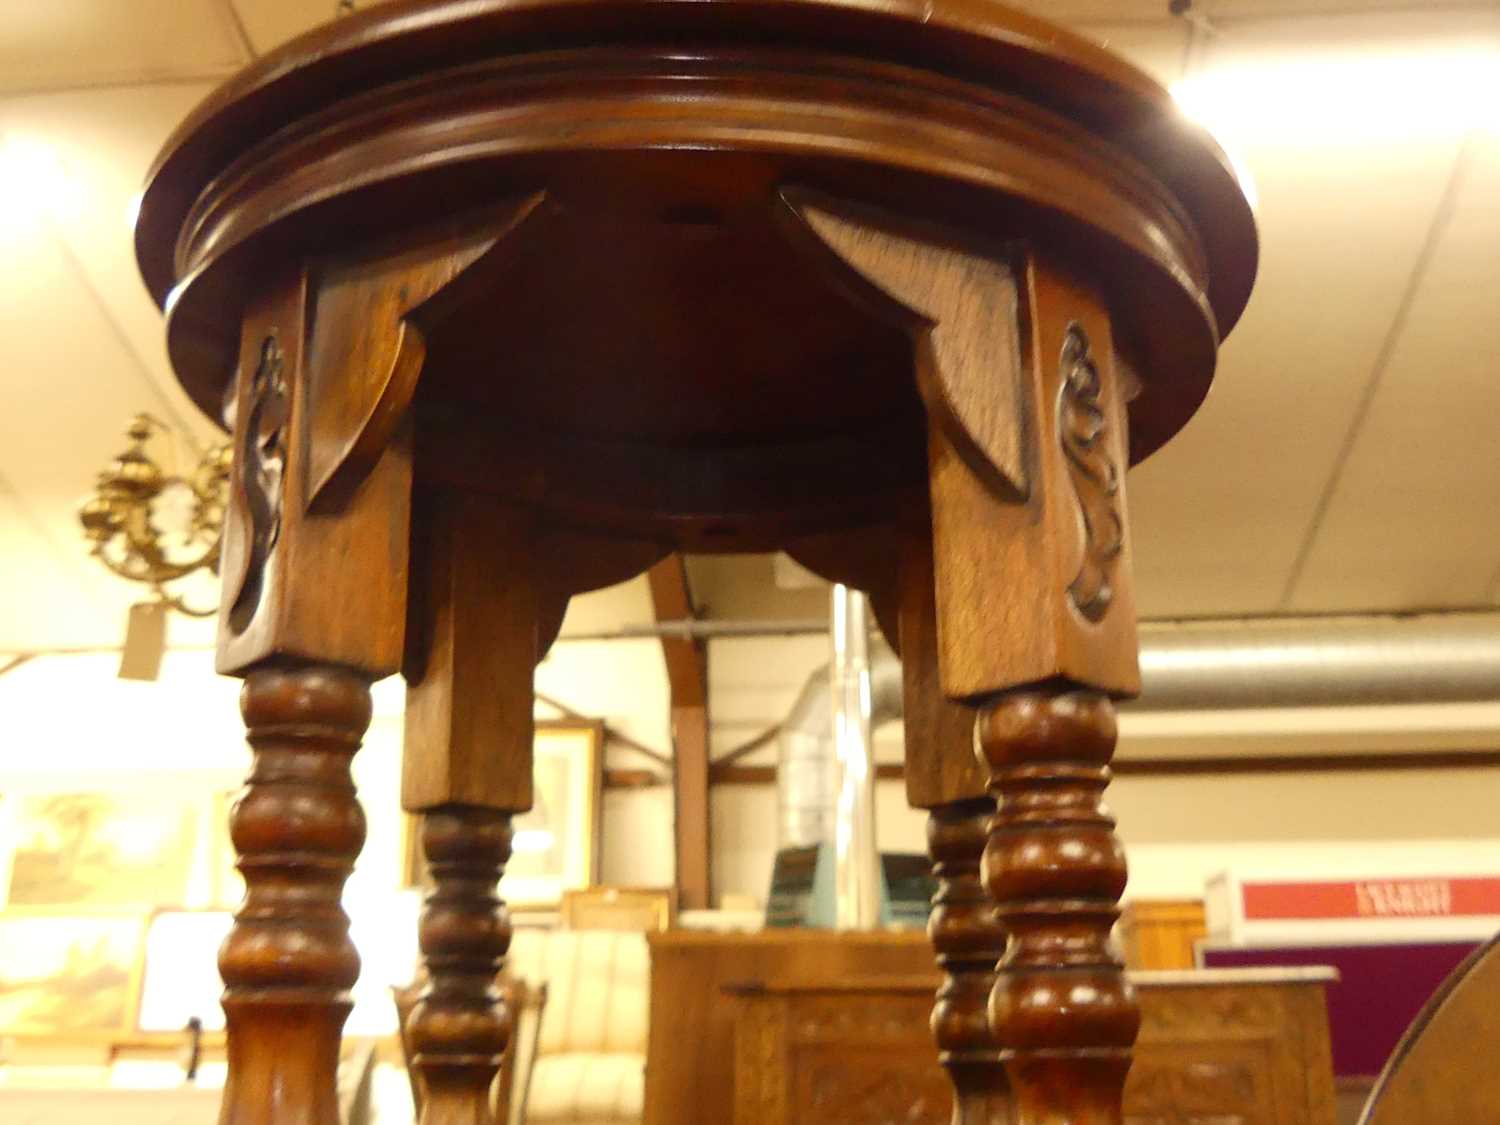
[1242,877,1500,921]
[1206,872,1500,944]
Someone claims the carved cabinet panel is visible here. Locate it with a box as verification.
[731,975,1335,1125]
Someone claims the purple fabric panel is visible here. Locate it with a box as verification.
[1202,942,1478,1077]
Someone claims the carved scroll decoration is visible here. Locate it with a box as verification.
[1057,323,1123,623]
[228,333,289,633]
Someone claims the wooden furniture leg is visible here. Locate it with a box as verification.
[408,806,515,1125]
[403,492,548,1125]
[788,203,1152,1124]
[898,525,1012,1125]
[211,268,414,1125]
[929,797,1011,1125]
[219,664,372,1125]
[919,257,1145,1124]
[976,690,1135,1125]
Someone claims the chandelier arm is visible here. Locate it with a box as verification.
[83,423,231,619]
[159,589,220,619]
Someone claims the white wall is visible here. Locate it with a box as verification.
[0,576,678,910]
[705,635,1500,909]
[6,624,1500,923]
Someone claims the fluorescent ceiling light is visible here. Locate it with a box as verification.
[1172,42,1500,144]
[0,134,83,235]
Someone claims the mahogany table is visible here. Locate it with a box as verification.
[134,2,1256,1123]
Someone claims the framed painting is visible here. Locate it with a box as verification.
[404,720,602,908]
[0,908,148,1037]
[1,790,199,907]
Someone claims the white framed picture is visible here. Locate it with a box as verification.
[403,720,602,908]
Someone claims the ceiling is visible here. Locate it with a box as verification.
[1,0,1498,652]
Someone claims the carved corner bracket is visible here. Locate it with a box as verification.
[779,192,1028,504]
[214,196,549,677]
[302,192,548,512]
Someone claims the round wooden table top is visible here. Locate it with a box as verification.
[135,0,1256,539]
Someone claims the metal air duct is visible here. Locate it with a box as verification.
[1135,613,1500,711]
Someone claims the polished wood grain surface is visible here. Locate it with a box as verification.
[402,492,539,813]
[408,807,514,1125]
[729,972,1337,1125]
[928,802,1009,1125]
[1360,934,1500,1125]
[219,666,371,1125]
[134,3,1257,1121]
[644,931,944,1125]
[1119,902,1209,973]
[979,692,1137,1125]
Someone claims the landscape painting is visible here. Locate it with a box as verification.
[5,791,198,907]
[0,910,146,1036]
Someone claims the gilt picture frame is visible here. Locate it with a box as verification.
[0,907,149,1038]
[0,789,202,908]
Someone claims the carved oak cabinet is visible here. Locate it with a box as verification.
[133,2,1256,1123]
[728,972,1337,1125]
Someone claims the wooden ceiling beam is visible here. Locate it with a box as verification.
[647,554,712,910]
[648,554,707,708]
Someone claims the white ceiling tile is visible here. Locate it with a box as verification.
[1208,0,1500,20]
[0,0,245,94]
[230,0,395,56]
[1079,22,1194,85]
[1010,1,1180,24]
[1,85,224,446]
[1127,11,1491,617]
[1287,131,1500,610]
[0,484,116,651]
[0,218,218,640]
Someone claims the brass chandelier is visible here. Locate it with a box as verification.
[78,414,230,617]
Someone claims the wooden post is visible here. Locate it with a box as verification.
[928,798,1010,1125]
[407,806,514,1125]
[647,555,712,911]
[219,666,371,1125]
[213,266,415,1125]
[901,526,1011,1125]
[927,257,1142,1125]
[976,690,1134,1125]
[787,201,1147,1125]
[403,492,543,1125]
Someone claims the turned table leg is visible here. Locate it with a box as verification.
[905,251,1143,1124]
[886,521,1014,1125]
[977,690,1137,1125]
[219,665,372,1125]
[930,797,1011,1125]
[402,492,550,1125]
[408,807,514,1125]
[206,265,417,1124]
